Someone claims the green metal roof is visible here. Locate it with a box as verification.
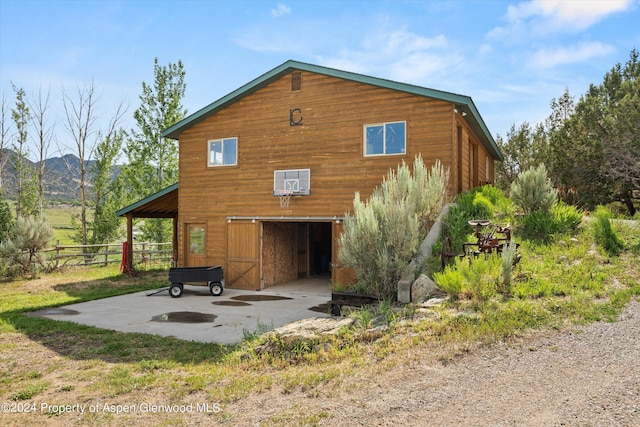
[116,182,178,218]
[163,60,503,161]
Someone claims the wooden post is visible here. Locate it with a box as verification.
[173,216,178,267]
[126,213,133,271]
[55,240,60,270]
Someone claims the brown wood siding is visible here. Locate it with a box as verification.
[177,71,487,288]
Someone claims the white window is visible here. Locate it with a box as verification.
[364,121,406,156]
[208,137,237,166]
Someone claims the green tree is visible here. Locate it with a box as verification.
[89,127,125,246]
[548,50,639,215]
[11,84,39,218]
[0,91,10,189]
[495,122,548,191]
[598,50,639,215]
[123,58,186,243]
[0,190,13,243]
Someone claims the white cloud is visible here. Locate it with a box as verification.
[271,3,291,18]
[528,41,615,68]
[319,29,458,85]
[506,0,633,32]
[478,44,493,56]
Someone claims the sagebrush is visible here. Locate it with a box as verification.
[511,164,557,214]
[339,156,448,300]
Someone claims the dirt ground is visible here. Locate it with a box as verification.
[226,300,640,426]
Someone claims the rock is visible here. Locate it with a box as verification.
[265,316,355,344]
[421,297,446,307]
[411,274,441,303]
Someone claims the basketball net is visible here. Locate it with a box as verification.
[278,190,293,208]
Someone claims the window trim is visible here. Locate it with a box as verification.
[363,121,406,157]
[207,137,238,167]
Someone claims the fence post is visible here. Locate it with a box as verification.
[55,240,60,270]
[104,244,108,266]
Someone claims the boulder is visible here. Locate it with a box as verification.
[411,274,441,303]
[266,316,355,344]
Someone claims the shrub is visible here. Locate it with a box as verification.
[479,185,513,216]
[499,241,518,295]
[552,202,583,234]
[339,156,449,300]
[461,255,499,304]
[518,202,583,242]
[433,263,465,300]
[510,164,557,214]
[472,193,495,220]
[443,190,494,257]
[0,216,54,277]
[518,211,556,242]
[442,205,473,257]
[434,255,501,305]
[456,191,494,220]
[478,184,503,205]
[591,206,624,256]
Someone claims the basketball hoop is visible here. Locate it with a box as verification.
[277,190,293,208]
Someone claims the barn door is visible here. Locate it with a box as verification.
[331,222,356,286]
[185,223,206,267]
[227,221,261,290]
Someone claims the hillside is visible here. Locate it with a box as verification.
[0,148,120,203]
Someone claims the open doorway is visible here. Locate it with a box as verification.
[309,222,332,277]
[261,221,333,288]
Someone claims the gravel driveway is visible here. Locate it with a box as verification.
[231,300,640,426]
[330,301,640,426]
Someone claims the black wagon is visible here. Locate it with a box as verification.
[167,265,224,298]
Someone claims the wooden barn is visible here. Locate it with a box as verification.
[118,60,503,291]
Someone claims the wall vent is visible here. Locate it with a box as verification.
[291,71,302,91]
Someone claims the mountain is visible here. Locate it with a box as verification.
[0,148,120,203]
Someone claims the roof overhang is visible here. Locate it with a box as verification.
[116,183,178,218]
[162,60,503,162]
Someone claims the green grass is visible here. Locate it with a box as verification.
[43,206,92,245]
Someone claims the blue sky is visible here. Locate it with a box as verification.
[1,0,638,160]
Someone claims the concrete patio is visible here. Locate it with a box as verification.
[29,276,332,345]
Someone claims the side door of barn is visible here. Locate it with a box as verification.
[185,223,207,267]
[226,221,261,290]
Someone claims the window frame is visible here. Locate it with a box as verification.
[363,121,407,157]
[207,137,238,167]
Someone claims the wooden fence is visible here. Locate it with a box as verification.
[47,241,173,270]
